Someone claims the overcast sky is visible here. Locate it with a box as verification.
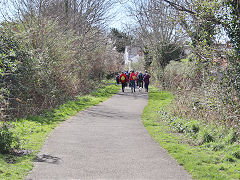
[108,1,134,30]
[0,1,134,30]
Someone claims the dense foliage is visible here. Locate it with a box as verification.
[223,0,240,100]
[224,0,240,57]
[0,29,34,120]
[0,124,19,153]
[110,28,132,53]
[155,42,184,69]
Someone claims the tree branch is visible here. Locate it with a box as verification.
[162,0,196,15]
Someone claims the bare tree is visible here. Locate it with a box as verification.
[126,0,186,88]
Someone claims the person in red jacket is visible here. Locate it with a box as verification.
[129,70,137,92]
[119,71,128,92]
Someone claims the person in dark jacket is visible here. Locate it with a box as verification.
[137,72,144,89]
[143,71,151,92]
[116,72,120,84]
[143,70,147,77]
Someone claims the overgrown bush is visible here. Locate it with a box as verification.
[164,59,201,91]
[0,28,34,120]
[162,56,240,129]
[0,124,19,153]
[0,16,122,121]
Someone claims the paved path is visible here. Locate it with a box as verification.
[26,87,192,180]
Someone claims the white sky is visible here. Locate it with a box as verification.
[108,1,134,30]
[0,1,16,22]
[0,1,134,31]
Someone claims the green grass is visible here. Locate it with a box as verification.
[0,84,120,180]
[142,87,240,180]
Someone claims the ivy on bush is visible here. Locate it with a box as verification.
[0,28,34,120]
[0,124,19,154]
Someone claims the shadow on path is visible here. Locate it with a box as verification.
[34,154,62,164]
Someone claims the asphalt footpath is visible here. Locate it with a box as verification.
[26,87,192,180]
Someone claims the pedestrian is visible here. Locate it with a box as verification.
[125,70,129,87]
[126,70,129,79]
[143,70,147,77]
[143,71,151,92]
[137,71,144,90]
[136,71,139,87]
[129,70,137,92]
[115,72,120,85]
[128,70,132,87]
[119,71,128,92]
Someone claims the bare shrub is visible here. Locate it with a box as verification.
[0,0,123,120]
[165,58,239,128]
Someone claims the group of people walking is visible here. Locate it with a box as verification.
[116,70,151,93]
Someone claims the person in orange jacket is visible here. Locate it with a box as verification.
[119,71,128,92]
[129,70,137,92]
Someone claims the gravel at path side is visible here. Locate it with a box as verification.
[26,87,192,180]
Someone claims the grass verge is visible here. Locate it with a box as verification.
[142,87,240,180]
[0,83,120,180]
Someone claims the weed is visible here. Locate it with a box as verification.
[191,123,200,134]
[224,154,235,162]
[224,131,238,144]
[232,151,240,159]
[212,143,224,151]
[202,130,215,143]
